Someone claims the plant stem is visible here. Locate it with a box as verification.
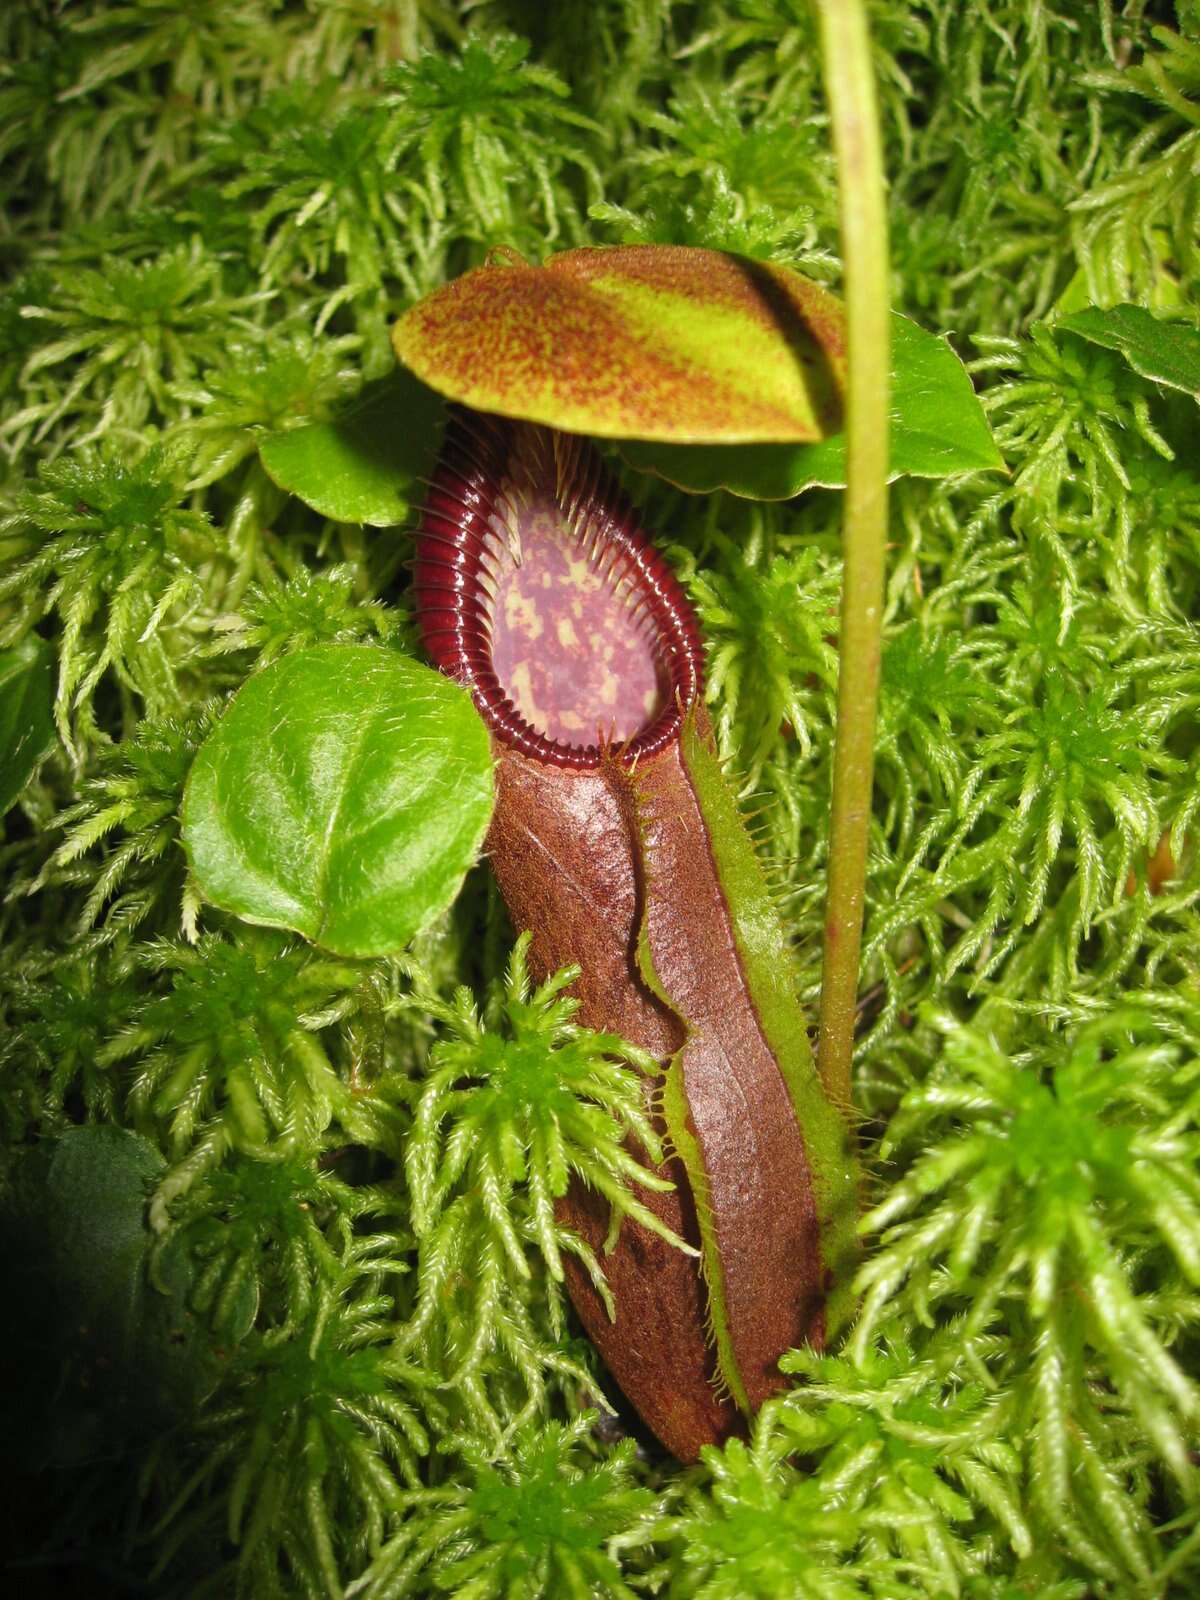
[814,0,891,1110]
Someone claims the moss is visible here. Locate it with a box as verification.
[2,2,1199,1595]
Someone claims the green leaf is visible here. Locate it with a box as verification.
[6,1126,214,1440]
[183,645,494,958]
[0,635,54,816]
[617,314,1003,499]
[393,244,847,444]
[46,1125,166,1359]
[258,368,446,526]
[1057,304,1200,401]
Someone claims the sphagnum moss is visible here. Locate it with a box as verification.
[1,3,1199,1597]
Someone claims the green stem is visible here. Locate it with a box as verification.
[814,0,891,1109]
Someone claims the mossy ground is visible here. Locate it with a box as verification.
[1,3,1199,1596]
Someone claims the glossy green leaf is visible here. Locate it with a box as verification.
[393,244,846,444]
[618,314,1004,499]
[1057,304,1200,401]
[183,645,493,958]
[0,635,54,816]
[258,368,445,526]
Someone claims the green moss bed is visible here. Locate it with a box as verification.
[2,2,1199,1596]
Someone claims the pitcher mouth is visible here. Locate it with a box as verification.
[413,406,705,770]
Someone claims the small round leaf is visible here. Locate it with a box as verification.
[183,646,494,957]
[258,368,445,526]
[1056,304,1200,403]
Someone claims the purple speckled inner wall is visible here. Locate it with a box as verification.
[414,406,704,769]
[485,482,668,748]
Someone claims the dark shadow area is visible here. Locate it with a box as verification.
[736,254,845,436]
[0,1132,217,1598]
